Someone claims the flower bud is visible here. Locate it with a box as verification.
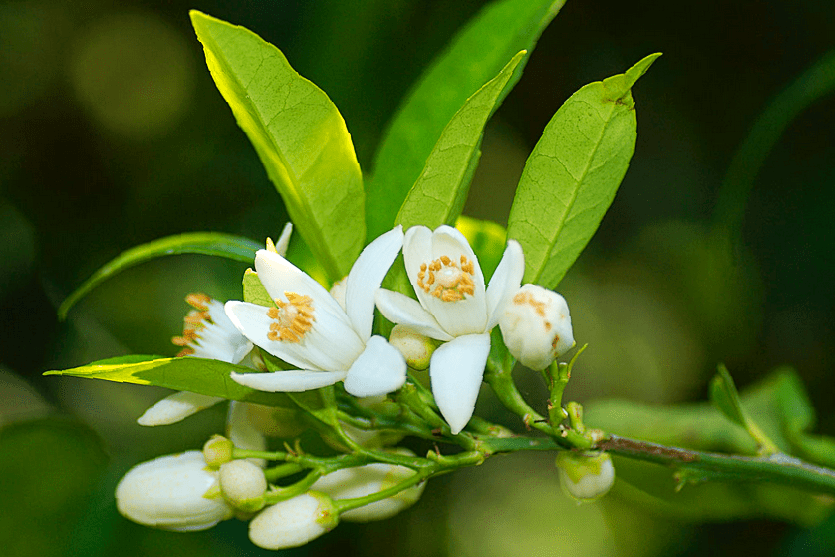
[388,324,437,370]
[219,460,267,512]
[311,451,425,522]
[115,451,234,531]
[248,492,338,550]
[499,284,575,370]
[202,434,234,468]
[555,451,615,502]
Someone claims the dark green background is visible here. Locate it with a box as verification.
[1,0,834,555]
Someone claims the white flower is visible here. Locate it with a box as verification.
[375,225,524,434]
[499,284,575,370]
[311,454,425,522]
[115,450,234,531]
[137,293,253,427]
[555,451,615,502]
[226,227,407,398]
[248,492,338,550]
[137,224,294,428]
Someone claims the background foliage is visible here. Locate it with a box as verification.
[1,0,834,556]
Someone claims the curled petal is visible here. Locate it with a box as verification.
[343,336,407,397]
[375,290,452,341]
[428,333,490,434]
[484,239,525,330]
[345,226,404,342]
[137,392,223,426]
[231,369,348,392]
[274,222,293,257]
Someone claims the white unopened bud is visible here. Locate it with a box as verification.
[555,451,615,502]
[388,324,436,370]
[311,452,425,522]
[499,284,575,370]
[219,460,267,512]
[249,492,338,550]
[115,451,234,531]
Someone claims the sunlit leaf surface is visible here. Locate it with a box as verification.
[507,53,661,289]
[191,11,365,282]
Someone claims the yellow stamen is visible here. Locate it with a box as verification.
[416,254,477,302]
[266,292,316,343]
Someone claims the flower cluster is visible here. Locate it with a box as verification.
[116,222,578,549]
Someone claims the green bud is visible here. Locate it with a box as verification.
[203,435,234,468]
[389,324,437,370]
[554,451,615,502]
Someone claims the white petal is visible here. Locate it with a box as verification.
[375,289,452,341]
[137,392,223,426]
[231,369,348,392]
[402,225,433,292]
[428,333,491,434]
[227,402,267,468]
[484,239,525,330]
[343,335,407,397]
[225,301,364,372]
[345,226,404,341]
[254,250,345,318]
[274,222,293,257]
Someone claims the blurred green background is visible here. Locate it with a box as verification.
[2,0,834,555]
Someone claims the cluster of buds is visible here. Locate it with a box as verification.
[115,438,426,549]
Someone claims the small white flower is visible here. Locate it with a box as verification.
[248,492,338,550]
[375,225,524,433]
[138,225,296,428]
[311,453,425,522]
[499,284,575,370]
[115,451,234,531]
[226,227,407,398]
[555,451,615,502]
[137,292,253,426]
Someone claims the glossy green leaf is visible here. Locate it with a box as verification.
[395,51,525,231]
[58,232,262,319]
[366,0,567,239]
[190,11,365,282]
[44,354,286,406]
[507,53,661,288]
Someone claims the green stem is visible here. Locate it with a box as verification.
[264,470,323,503]
[334,469,431,514]
[598,434,835,496]
[264,463,304,482]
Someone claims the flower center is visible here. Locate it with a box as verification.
[171,292,213,356]
[417,255,476,302]
[267,292,315,342]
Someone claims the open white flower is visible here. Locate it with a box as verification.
[375,225,524,434]
[137,224,294,427]
[226,226,407,398]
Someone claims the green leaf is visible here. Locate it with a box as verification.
[190,11,365,282]
[455,215,507,280]
[366,0,567,239]
[242,268,274,308]
[44,354,287,406]
[710,364,780,454]
[395,51,526,231]
[58,232,262,319]
[709,363,747,427]
[507,53,661,288]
